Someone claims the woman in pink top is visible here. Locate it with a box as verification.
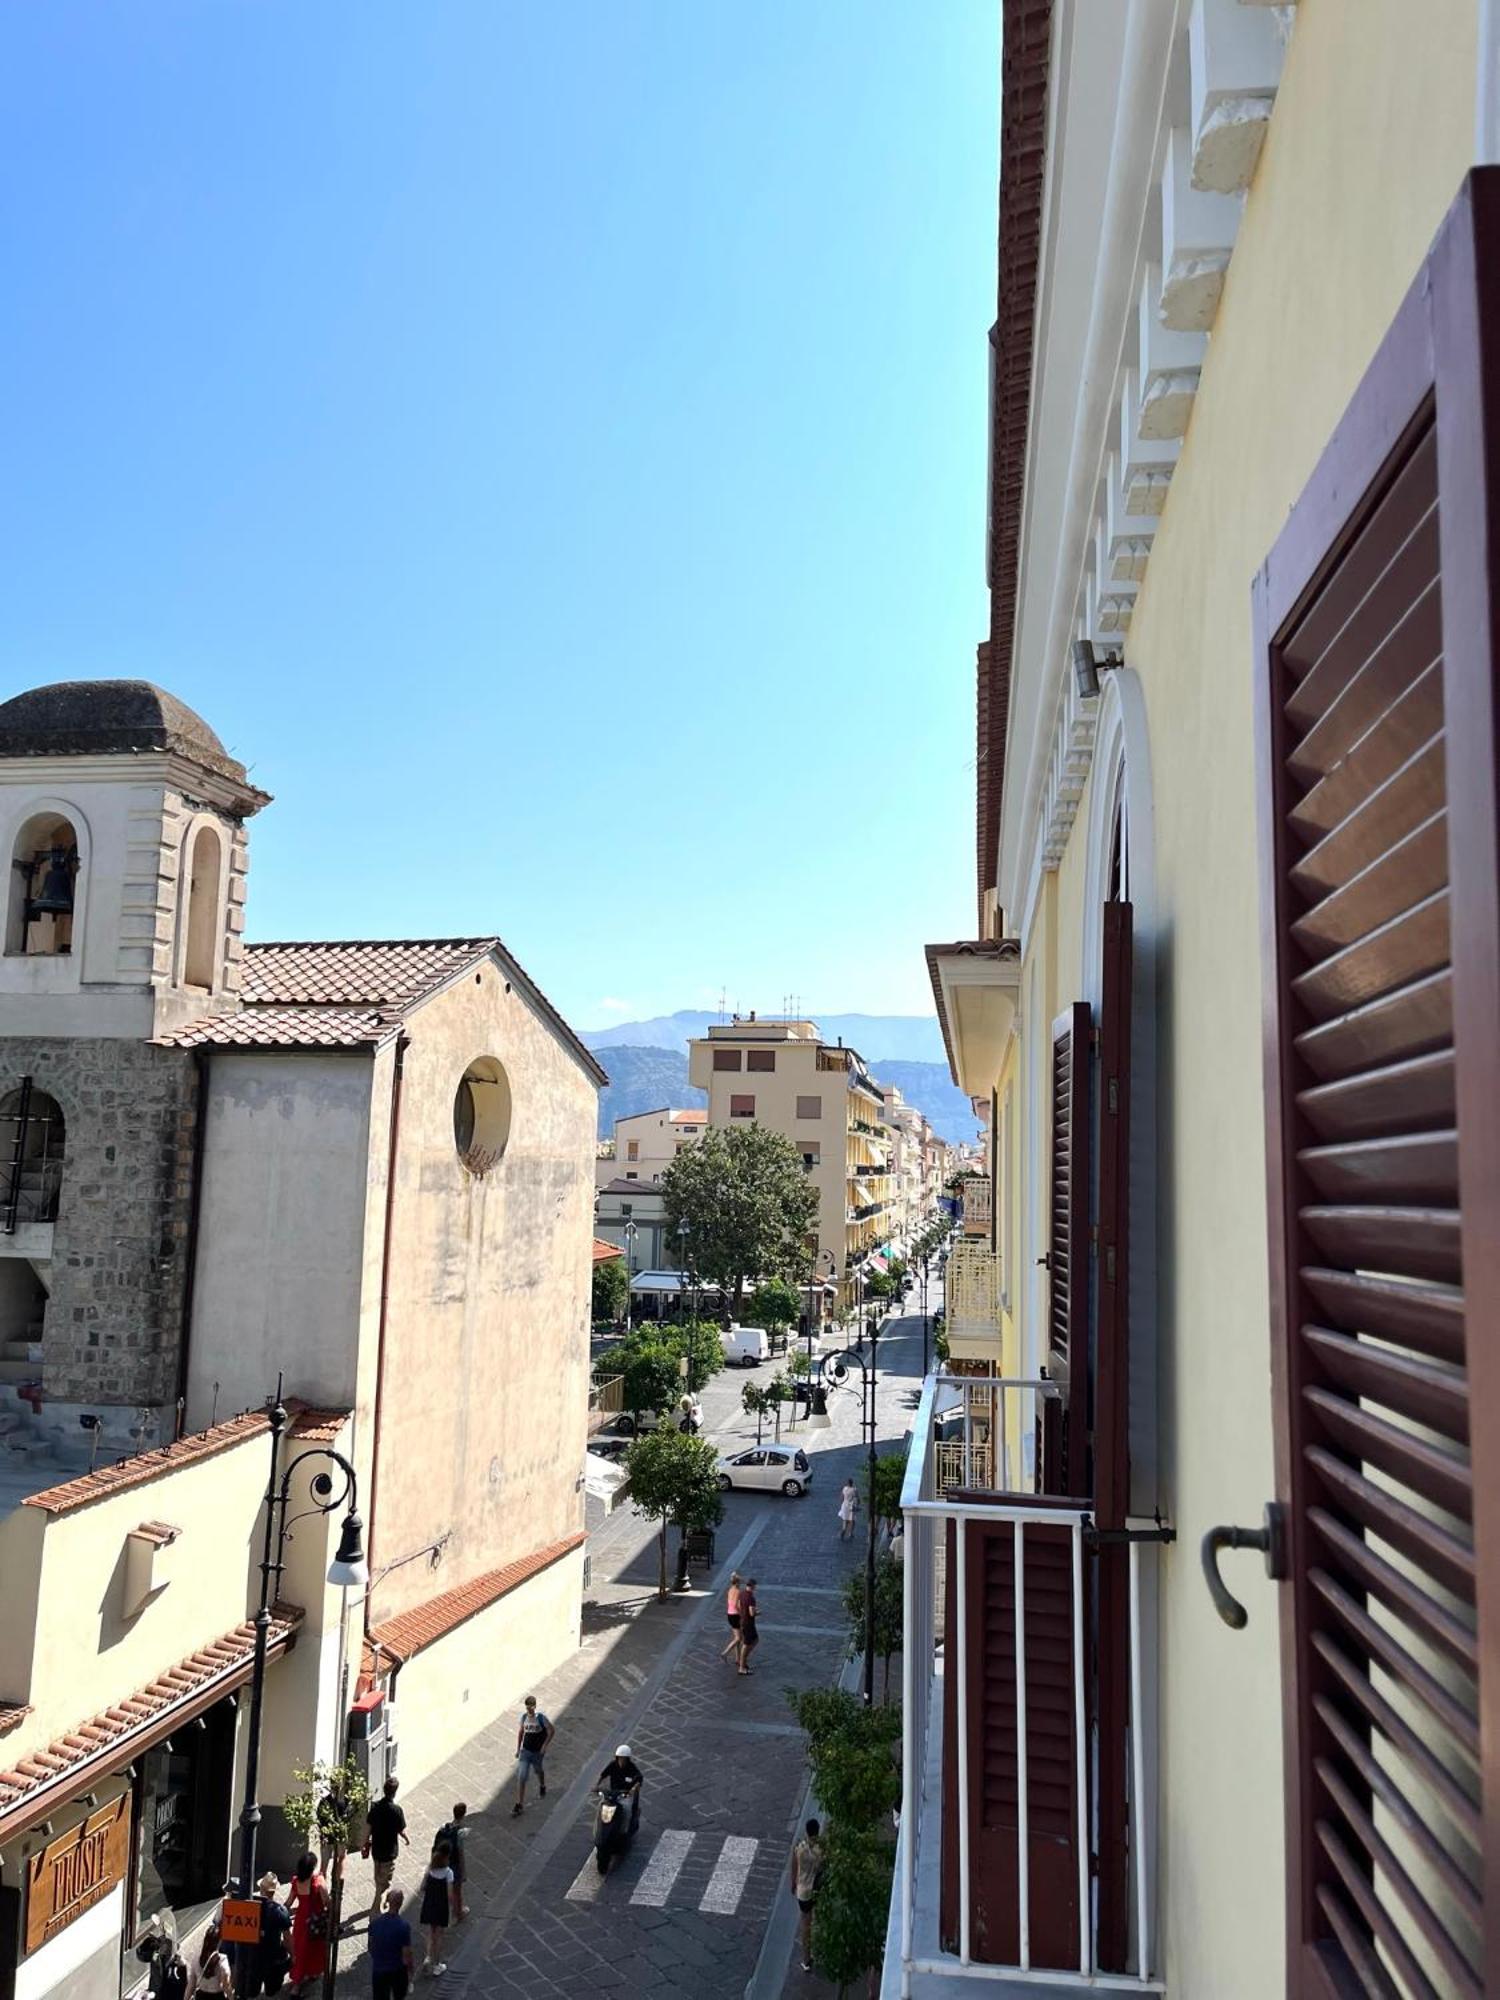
[720,1572,743,1662]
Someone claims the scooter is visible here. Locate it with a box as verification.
[594,1787,639,1874]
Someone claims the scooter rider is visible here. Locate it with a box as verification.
[596,1744,644,1831]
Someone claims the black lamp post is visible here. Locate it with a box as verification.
[806,1319,883,1705]
[920,1252,931,1378]
[237,1389,368,1900]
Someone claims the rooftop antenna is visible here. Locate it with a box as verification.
[718,986,729,1024]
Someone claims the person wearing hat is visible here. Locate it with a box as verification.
[594,1743,643,1833]
[239,1873,293,1996]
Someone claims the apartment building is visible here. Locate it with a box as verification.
[899,5,1498,1998]
[686,1017,892,1303]
[594,1104,705,1189]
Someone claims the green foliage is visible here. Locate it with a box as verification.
[765,1370,793,1441]
[592,1254,630,1323]
[625,1427,725,1599]
[789,1348,814,1378]
[841,1553,904,1700]
[743,1275,801,1332]
[786,1687,902,1826]
[741,1378,769,1442]
[663,1125,819,1306]
[674,1316,725,1391]
[811,1828,895,1995]
[283,1755,370,1852]
[863,1447,909,1530]
[620,1339,684,1423]
[864,1271,894,1302]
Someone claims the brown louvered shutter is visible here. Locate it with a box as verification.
[1041,1004,1090,1497]
[1254,174,1500,1999]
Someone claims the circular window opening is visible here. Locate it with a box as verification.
[454,1057,512,1177]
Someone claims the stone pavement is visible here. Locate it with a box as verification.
[329,1308,932,1998]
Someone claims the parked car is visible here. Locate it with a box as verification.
[594,1412,638,1442]
[716,1445,814,1497]
[587,1431,633,1462]
[720,1324,770,1368]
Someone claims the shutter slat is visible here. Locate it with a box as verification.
[1297,1128,1456,1202]
[1314,1884,1404,2000]
[1293,659,1444,842]
[1292,886,1449,1019]
[1307,1448,1474,1600]
[1305,1385,1471,1520]
[1297,1048,1454,1140]
[1297,967,1452,1078]
[1313,1632,1482,1847]
[1291,822,1448,960]
[1291,734,1445,896]
[1309,1508,1477,1672]
[1302,1326,1469,1441]
[1289,576,1442,782]
[1312,1571,1478,1759]
[1314,1823,1443,2000]
[1302,1269,1464,1365]
[1285,496,1439,727]
[1302,1205,1460,1282]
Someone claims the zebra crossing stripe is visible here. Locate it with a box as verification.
[699,1835,758,1914]
[564,1851,608,1903]
[628,1828,695,1906]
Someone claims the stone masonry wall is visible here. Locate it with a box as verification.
[4,1038,199,1408]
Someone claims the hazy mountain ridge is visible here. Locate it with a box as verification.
[583,1008,946,1065]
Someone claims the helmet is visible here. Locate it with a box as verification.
[615,1743,632,1758]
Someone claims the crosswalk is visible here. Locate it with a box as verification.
[564,1827,762,1915]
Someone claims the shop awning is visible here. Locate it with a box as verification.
[584,1452,629,1507]
[0,1605,303,1845]
[628,1270,723,1296]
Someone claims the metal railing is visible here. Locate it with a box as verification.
[588,1374,625,1417]
[896,1372,1162,1995]
[959,1178,993,1234]
[945,1238,1001,1337]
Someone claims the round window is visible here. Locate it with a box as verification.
[453,1057,512,1175]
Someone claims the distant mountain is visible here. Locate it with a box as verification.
[583,1008,946,1066]
[592,1044,976,1147]
[595,1046,705,1138]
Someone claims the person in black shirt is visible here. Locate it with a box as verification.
[237,1877,293,1997]
[363,1777,409,1919]
[596,1744,643,1830]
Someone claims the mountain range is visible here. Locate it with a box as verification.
[586,1012,978,1146]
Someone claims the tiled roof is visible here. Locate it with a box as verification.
[366,1531,585,1671]
[592,1238,625,1263]
[159,938,609,1085]
[669,1109,707,1124]
[131,1521,181,1547]
[0,1706,31,1737]
[0,1607,301,1838]
[22,1401,348,1517]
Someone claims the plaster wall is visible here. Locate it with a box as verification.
[387,1545,584,1782]
[185,1052,376,1426]
[609,1109,700,1185]
[1049,5,1478,1991]
[369,962,596,1629]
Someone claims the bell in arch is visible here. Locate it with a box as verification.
[29,845,76,918]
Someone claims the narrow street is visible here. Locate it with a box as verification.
[331,1298,934,1998]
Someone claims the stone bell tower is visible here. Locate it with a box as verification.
[0,680,270,1450]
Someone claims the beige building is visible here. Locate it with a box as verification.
[594,1104,705,1189]
[899,6,1500,1999]
[0,681,600,2000]
[687,1017,893,1304]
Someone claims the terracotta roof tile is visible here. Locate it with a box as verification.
[0,1607,301,1839]
[160,1005,394,1049]
[592,1238,625,1263]
[22,1402,349,1516]
[131,1521,182,1547]
[366,1531,585,1671]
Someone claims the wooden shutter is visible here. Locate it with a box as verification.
[1042,1004,1090,1498]
[1094,901,1133,1974]
[940,1507,1081,1969]
[1254,174,1500,1999]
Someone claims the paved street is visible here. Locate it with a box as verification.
[330,1300,934,1998]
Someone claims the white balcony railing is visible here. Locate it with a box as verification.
[944,1238,1001,1348]
[959,1177,993,1235]
[889,1373,1164,1999]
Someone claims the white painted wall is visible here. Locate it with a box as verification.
[185,1052,376,1423]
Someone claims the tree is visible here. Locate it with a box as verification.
[863,1446,909,1534]
[592,1254,630,1324]
[864,1271,894,1302]
[675,1317,725,1392]
[842,1552,904,1700]
[812,1828,895,1998]
[741,1379,769,1444]
[620,1338,683,1426]
[283,1754,370,1866]
[743,1274,801,1333]
[786,1688,901,1996]
[625,1428,724,1599]
[765,1371,793,1442]
[663,1125,819,1310]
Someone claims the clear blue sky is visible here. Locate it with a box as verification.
[1,4,997,1032]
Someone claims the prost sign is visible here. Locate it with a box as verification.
[24,1795,131,1954]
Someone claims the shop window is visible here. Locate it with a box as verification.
[7,812,79,957]
[747,1049,775,1072]
[712,1048,742,1071]
[132,1697,237,1942]
[730,1094,755,1118]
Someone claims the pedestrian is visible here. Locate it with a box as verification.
[418,1840,455,1977]
[838,1478,859,1541]
[720,1571,743,1662]
[368,1887,415,2000]
[512,1695,554,1814]
[737,1576,760,1674]
[285,1852,330,1997]
[789,1817,826,1973]
[187,1945,232,1997]
[434,1804,469,1921]
[363,1775,410,1918]
[241,1873,293,1996]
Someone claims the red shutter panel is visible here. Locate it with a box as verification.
[1254,174,1500,1999]
[1042,1005,1091,1498]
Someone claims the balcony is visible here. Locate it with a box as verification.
[887,1374,1165,1999]
[944,1239,1001,1359]
[959,1178,993,1236]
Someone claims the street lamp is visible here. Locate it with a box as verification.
[237,1387,367,1899]
[623,1220,638,1329]
[809,1325,885,1704]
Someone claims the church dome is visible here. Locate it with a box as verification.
[0,679,249,784]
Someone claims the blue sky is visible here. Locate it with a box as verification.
[1,4,997,1032]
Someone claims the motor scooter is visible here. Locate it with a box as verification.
[594,1787,638,1874]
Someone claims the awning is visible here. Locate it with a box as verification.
[584,1453,629,1506]
[629,1270,723,1296]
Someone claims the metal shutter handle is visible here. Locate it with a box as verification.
[1201,1504,1286,1629]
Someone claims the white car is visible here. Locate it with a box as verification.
[716,1445,814,1498]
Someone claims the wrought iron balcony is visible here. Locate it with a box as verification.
[886,1373,1164,1998]
[944,1239,1002,1356]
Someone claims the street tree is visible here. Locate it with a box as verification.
[741,1379,769,1444]
[743,1275,801,1335]
[841,1551,904,1701]
[786,1687,900,1996]
[663,1125,818,1310]
[620,1338,682,1427]
[765,1371,793,1442]
[864,1445,909,1534]
[674,1317,725,1392]
[592,1254,630,1325]
[625,1428,724,1600]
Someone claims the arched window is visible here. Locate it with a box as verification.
[0,1083,65,1228]
[182,824,223,989]
[7,813,79,957]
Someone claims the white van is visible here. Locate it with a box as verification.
[720,1323,770,1368]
